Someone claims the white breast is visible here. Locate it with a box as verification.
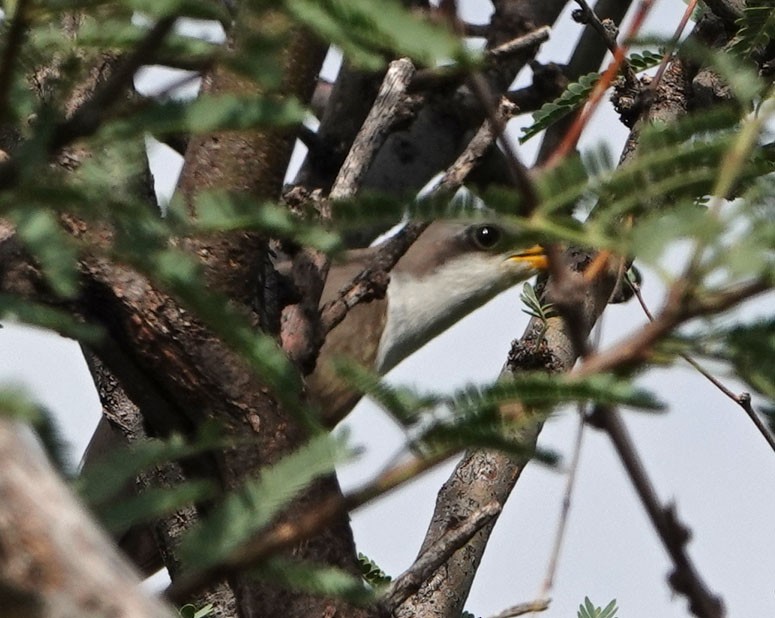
[374,253,531,373]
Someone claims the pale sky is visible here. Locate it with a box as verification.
[1,2,773,617]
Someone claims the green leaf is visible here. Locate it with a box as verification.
[108,95,306,141]
[578,597,618,618]
[452,374,665,415]
[628,202,721,265]
[358,553,392,587]
[127,0,229,21]
[179,433,352,570]
[178,605,196,618]
[520,72,599,144]
[627,49,664,73]
[0,295,103,343]
[519,48,665,144]
[286,0,467,69]
[0,387,73,474]
[333,359,442,424]
[0,386,45,422]
[729,1,775,58]
[520,281,556,321]
[39,16,219,60]
[192,191,341,253]
[192,604,215,618]
[77,427,224,507]
[257,557,378,605]
[13,209,79,298]
[713,318,775,400]
[178,603,215,618]
[99,480,215,535]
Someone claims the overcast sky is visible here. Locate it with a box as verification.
[1,2,773,617]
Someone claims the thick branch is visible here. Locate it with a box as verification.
[0,419,175,618]
[382,503,501,612]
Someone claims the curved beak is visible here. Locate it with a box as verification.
[508,245,548,271]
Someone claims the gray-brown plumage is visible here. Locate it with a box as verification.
[81,219,547,575]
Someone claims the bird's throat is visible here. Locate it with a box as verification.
[374,254,518,373]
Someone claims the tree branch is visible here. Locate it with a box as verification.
[320,95,520,337]
[281,58,417,371]
[587,405,724,618]
[0,419,175,618]
[0,15,177,190]
[382,502,502,612]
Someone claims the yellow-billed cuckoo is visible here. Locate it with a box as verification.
[82,219,547,573]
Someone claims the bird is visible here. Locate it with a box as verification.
[309,219,547,425]
[81,218,547,574]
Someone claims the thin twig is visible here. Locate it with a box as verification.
[466,72,539,217]
[382,502,502,611]
[463,22,490,38]
[543,0,657,170]
[631,282,775,453]
[488,27,552,60]
[651,0,698,91]
[410,26,551,93]
[531,317,605,616]
[282,58,416,368]
[537,410,584,593]
[588,405,724,618]
[489,599,550,618]
[436,97,519,190]
[165,448,457,604]
[319,221,429,335]
[572,0,638,88]
[573,0,619,55]
[679,92,775,284]
[575,278,769,378]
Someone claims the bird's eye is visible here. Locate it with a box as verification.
[470,224,502,250]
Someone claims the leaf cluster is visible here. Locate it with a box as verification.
[577,597,618,618]
[335,360,662,463]
[519,50,663,143]
[729,0,775,61]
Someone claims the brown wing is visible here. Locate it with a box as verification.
[306,249,387,426]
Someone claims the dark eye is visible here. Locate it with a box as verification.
[471,224,502,250]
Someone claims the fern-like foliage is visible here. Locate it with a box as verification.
[336,363,664,463]
[178,603,215,618]
[0,387,73,475]
[520,72,599,143]
[729,0,775,59]
[700,317,775,404]
[285,0,469,70]
[257,557,378,606]
[178,433,352,571]
[520,51,663,143]
[577,597,618,618]
[358,553,392,587]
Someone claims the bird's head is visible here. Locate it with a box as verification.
[376,219,548,372]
